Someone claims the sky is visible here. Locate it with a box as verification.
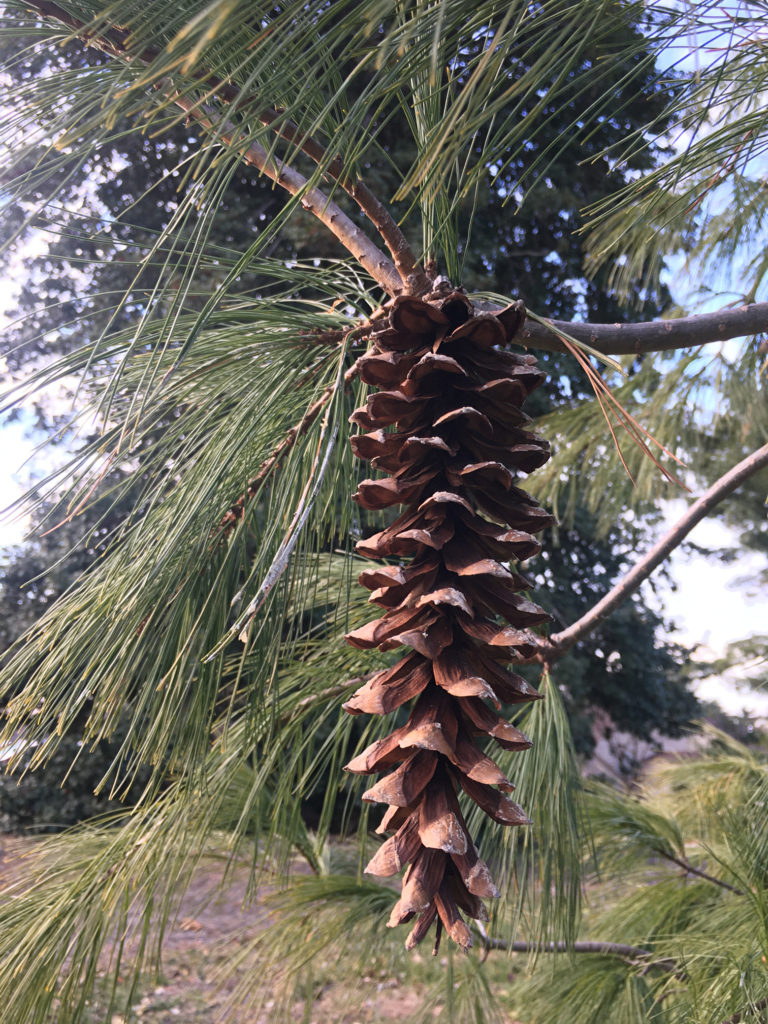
[647,512,768,718]
[0,269,36,547]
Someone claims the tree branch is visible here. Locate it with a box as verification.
[217,337,369,536]
[481,937,678,973]
[518,302,768,356]
[23,0,426,293]
[542,441,768,659]
[172,95,402,295]
[661,851,743,895]
[19,6,768,326]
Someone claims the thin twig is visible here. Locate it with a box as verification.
[268,676,373,730]
[218,386,337,535]
[205,343,349,659]
[554,330,685,489]
[217,332,370,537]
[661,851,743,895]
[22,0,426,293]
[542,441,768,659]
[291,680,364,717]
[234,422,339,644]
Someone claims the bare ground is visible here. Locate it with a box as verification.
[0,836,519,1024]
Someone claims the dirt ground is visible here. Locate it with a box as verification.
[0,836,520,1024]
[112,859,426,1023]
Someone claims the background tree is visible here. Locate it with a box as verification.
[0,1,766,1022]
[0,475,155,830]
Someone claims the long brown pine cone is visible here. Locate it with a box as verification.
[344,288,554,952]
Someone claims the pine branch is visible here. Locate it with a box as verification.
[662,851,743,895]
[18,5,768,332]
[26,4,768,333]
[480,936,679,973]
[519,302,768,356]
[542,441,768,659]
[22,0,427,293]
[172,94,401,295]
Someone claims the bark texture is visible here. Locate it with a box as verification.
[344,284,554,950]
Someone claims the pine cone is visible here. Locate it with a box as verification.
[345,290,554,951]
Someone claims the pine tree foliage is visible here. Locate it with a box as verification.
[530,337,767,532]
[584,2,768,307]
[510,734,768,1024]
[0,0,766,1021]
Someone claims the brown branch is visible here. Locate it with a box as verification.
[217,331,370,536]
[23,0,426,293]
[481,937,678,973]
[541,441,768,660]
[662,851,743,895]
[172,94,402,295]
[23,8,768,320]
[518,302,768,356]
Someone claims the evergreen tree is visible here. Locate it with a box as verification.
[0,2,766,1022]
